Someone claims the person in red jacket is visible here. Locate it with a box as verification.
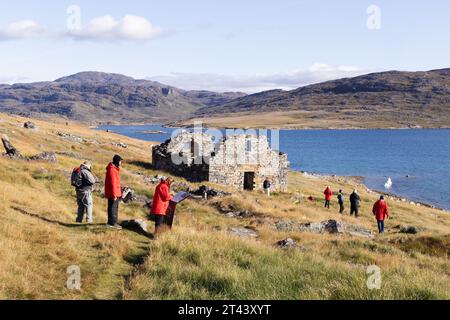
[150,177,174,236]
[105,155,123,229]
[373,195,390,234]
[323,186,333,209]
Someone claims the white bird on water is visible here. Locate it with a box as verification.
[384,177,393,189]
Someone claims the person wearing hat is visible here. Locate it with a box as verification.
[105,155,123,229]
[74,160,96,224]
[372,195,390,234]
[349,189,361,217]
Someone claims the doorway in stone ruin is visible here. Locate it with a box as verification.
[243,172,255,191]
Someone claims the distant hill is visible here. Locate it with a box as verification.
[189,68,450,128]
[0,72,246,124]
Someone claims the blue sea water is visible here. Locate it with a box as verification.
[97,125,450,211]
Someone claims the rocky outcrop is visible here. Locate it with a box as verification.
[273,219,373,238]
[1,134,22,159]
[2,135,57,163]
[29,152,57,163]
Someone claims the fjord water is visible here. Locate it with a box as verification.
[98,125,450,210]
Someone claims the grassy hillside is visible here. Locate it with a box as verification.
[0,113,449,299]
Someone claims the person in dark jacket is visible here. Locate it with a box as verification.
[373,195,390,233]
[263,178,271,197]
[323,186,333,209]
[105,155,123,229]
[337,189,345,214]
[349,189,361,217]
[150,177,174,236]
[75,161,96,223]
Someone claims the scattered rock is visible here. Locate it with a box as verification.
[400,225,419,234]
[345,224,374,238]
[225,210,253,218]
[57,132,94,144]
[274,219,344,234]
[273,219,372,238]
[29,152,57,163]
[23,121,37,129]
[277,238,297,249]
[190,185,231,199]
[228,227,258,238]
[112,142,127,148]
[55,151,83,159]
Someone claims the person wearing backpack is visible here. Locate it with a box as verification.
[72,161,96,224]
[105,155,123,229]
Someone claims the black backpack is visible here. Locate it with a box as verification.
[71,167,83,188]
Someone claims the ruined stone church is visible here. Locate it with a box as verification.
[152,131,289,192]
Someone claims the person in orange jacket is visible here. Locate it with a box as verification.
[372,195,390,234]
[150,177,174,236]
[323,186,333,209]
[105,155,123,229]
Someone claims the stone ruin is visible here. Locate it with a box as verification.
[152,131,289,192]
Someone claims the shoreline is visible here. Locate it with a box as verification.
[93,125,450,213]
[300,170,449,213]
[96,122,450,131]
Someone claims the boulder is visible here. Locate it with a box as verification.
[121,219,148,234]
[400,225,419,234]
[24,121,37,129]
[277,238,297,249]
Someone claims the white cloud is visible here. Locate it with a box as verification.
[67,14,163,41]
[0,75,30,84]
[149,64,370,93]
[0,20,48,40]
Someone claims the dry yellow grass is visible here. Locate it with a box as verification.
[0,112,449,299]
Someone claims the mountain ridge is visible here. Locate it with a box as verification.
[0,71,247,124]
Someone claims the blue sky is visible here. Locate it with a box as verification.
[1,0,449,92]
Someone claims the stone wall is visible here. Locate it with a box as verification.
[209,134,289,191]
[152,131,289,191]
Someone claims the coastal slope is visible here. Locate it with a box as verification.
[0,112,449,299]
